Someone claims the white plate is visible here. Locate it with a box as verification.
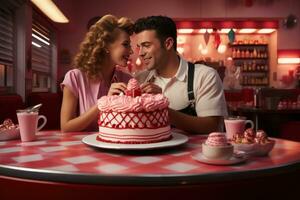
[192,152,247,165]
[0,128,20,141]
[82,132,188,150]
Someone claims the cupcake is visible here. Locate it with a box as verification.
[202,132,234,160]
[255,130,268,144]
[243,128,256,144]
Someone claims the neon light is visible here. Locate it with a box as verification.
[278,58,300,64]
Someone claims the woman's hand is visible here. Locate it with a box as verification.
[108,82,127,96]
[140,82,162,94]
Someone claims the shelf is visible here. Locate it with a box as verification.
[230,44,268,47]
[231,43,269,87]
[233,57,268,60]
[240,83,269,86]
[242,71,269,74]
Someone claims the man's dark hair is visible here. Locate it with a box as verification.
[134,16,177,50]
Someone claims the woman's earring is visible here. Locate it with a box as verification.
[105,49,110,54]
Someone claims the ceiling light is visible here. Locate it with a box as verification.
[219,29,231,33]
[177,29,194,34]
[239,29,257,33]
[198,29,213,33]
[257,29,276,34]
[278,58,300,64]
[31,0,69,23]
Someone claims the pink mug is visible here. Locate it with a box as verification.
[224,116,254,139]
[17,110,47,142]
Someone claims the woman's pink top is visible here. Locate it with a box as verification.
[61,68,132,131]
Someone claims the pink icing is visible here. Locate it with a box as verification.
[127,78,140,90]
[98,93,169,112]
[205,132,228,146]
[126,78,141,97]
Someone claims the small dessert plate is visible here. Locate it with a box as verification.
[192,151,247,165]
[0,128,20,141]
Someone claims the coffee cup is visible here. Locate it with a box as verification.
[224,116,254,139]
[16,110,47,142]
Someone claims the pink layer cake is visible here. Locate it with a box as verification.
[97,79,171,144]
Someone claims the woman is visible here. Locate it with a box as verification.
[60,15,133,132]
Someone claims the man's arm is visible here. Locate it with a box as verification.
[168,108,223,134]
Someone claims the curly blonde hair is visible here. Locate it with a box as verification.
[73,14,134,79]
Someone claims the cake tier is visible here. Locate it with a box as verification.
[98,108,171,144]
[98,108,169,129]
[97,126,171,144]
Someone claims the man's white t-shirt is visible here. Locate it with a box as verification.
[135,58,228,117]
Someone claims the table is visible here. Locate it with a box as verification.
[1,130,300,199]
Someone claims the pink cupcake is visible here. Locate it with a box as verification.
[202,132,233,160]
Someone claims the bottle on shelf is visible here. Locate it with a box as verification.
[243,62,247,72]
[241,50,245,58]
[236,49,241,58]
[252,61,256,71]
[232,48,236,58]
[245,49,250,58]
[253,48,257,58]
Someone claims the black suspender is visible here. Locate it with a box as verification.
[187,62,195,107]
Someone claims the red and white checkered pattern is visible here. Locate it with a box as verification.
[0,130,300,175]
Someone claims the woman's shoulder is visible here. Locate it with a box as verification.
[65,68,84,77]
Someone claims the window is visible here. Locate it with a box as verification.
[0,3,15,93]
[31,11,56,92]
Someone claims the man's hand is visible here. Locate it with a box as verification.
[108,82,127,96]
[141,82,162,94]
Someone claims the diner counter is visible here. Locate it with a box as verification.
[1,130,300,199]
[233,106,300,137]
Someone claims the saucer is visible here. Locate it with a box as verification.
[192,152,247,165]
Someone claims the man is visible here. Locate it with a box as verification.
[134,16,228,134]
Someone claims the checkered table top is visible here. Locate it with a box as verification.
[0,130,300,184]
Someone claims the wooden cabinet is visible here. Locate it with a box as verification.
[231,44,269,87]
